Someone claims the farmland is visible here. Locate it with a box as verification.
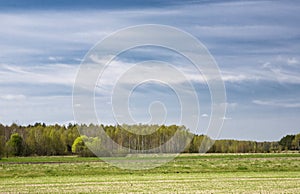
[0,153,300,193]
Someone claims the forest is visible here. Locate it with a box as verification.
[0,123,299,158]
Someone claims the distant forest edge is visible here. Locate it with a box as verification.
[0,123,299,158]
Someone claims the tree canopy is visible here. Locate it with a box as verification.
[0,123,299,158]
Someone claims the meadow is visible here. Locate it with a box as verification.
[0,153,299,193]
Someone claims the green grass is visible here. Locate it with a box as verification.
[0,155,100,163]
[0,153,299,193]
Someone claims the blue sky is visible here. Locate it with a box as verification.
[0,0,300,141]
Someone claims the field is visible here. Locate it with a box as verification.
[0,153,300,193]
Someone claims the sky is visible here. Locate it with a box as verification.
[0,0,300,141]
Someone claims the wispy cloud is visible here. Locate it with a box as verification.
[0,94,26,100]
[253,99,300,108]
[201,113,208,118]
[221,116,232,120]
[0,0,300,140]
[0,63,78,86]
[287,57,299,65]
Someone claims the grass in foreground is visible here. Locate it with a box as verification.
[0,153,299,193]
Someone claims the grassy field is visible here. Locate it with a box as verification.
[0,153,299,193]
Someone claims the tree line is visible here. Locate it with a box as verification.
[0,123,299,158]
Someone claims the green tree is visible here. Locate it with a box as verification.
[292,133,300,151]
[72,136,94,157]
[6,133,23,156]
[0,135,5,159]
[279,135,295,150]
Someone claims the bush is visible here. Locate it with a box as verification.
[6,133,23,156]
[72,136,95,157]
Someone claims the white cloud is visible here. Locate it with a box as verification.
[262,62,271,69]
[220,55,300,84]
[95,59,200,89]
[193,25,299,41]
[0,94,26,100]
[287,57,299,65]
[222,102,237,110]
[0,63,78,86]
[262,59,300,84]
[221,74,248,83]
[221,116,232,120]
[201,113,208,118]
[253,99,300,108]
[0,0,299,141]
[0,4,299,86]
[48,56,63,61]
[90,53,300,91]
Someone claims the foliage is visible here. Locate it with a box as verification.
[292,134,300,150]
[0,135,5,159]
[279,134,295,150]
[5,133,23,156]
[0,123,299,156]
[72,136,95,157]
